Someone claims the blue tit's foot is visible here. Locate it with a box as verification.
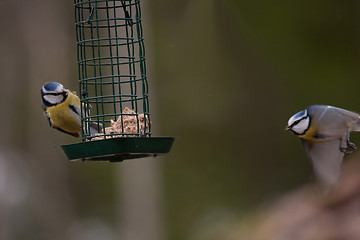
[347,141,357,150]
[340,139,357,154]
[340,148,351,154]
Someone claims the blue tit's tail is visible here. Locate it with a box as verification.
[81,103,103,136]
[351,119,360,132]
[84,121,103,136]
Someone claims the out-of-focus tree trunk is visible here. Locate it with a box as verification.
[0,1,77,239]
[117,1,165,240]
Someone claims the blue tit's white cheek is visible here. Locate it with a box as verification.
[43,95,64,105]
[292,117,310,135]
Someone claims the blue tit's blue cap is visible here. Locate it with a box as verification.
[42,82,63,92]
[293,110,307,119]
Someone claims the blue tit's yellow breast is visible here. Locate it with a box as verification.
[299,122,327,142]
[46,90,81,134]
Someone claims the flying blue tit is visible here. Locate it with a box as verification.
[286,105,360,188]
[41,82,102,138]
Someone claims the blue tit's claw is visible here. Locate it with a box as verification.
[81,90,87,97]
[340,140,357,154]
[340,147,352,154]
[347,140,357,150]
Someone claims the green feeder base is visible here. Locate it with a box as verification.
[60,137,175,162]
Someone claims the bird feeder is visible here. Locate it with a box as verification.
[61,0,174,162]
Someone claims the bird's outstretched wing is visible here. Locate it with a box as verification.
[319,106,360,132]
[301,139,345,189]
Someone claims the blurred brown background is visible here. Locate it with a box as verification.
[0,0,359,240]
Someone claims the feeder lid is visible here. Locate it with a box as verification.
[61,137,175,162]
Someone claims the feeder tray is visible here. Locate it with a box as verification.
[61,137,174,162]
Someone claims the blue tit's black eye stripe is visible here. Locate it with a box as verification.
[44,91,68,97]
[69,105,80,116]
[46,92,64,96]
[292,119,301,126]
[290,115,308,128]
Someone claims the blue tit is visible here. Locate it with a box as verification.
[41,82,102,138]
[286,105,360,188]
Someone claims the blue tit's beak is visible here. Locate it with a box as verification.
[285,126,291,131]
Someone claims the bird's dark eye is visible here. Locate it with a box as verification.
[290,119,301,128]
[291,115,309,128]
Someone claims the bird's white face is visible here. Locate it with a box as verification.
[286,109,310,135]
[43,93,65,106]
[41,82,68,106]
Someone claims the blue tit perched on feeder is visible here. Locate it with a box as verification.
[41,82,102,138]
[286,105,360,188]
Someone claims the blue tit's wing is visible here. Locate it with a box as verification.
[45,111,52,127]
[69,104,81,121]
[52,125,80,138]
[321,106,360,129]
[309,106,360,140]
[310,105,360,123]
[42,105,53,127]
[301,139,345,189]
[328,106,360,132]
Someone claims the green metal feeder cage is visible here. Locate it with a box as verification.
[61,0,174,162]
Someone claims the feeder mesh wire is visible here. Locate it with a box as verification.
[74,0,151,141]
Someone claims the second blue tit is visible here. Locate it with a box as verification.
[286,105,360,188]
[41,82,102,138]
